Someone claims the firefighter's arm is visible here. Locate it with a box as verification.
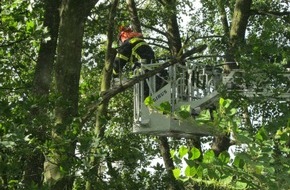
[113,53,129,76]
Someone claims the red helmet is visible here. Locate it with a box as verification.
[118,26,143,42]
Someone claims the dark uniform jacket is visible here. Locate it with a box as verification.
[113,37,155,76]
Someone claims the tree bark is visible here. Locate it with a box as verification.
[217,0,230,36]
[160,0,182,56]
[126,0,142,32]
[86,1,118,189]
[159,137,184,190]
[224,0,252,72]
[24,0,61,188]
[95,0,118,138]
[230,0,252,49]
[32,0,61,96]
[216,0,238,73]
[43,0,97,189]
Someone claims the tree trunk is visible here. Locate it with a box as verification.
[217,0,232,69]
[126,0,142,32]
[86,1,118,189]
[43,0,97,189]
[159,137,184,190]
[224,0,252,72]
[94,1,117,137]
[32,0,61,96]
[160,0,182,56]
[24,0,61,188]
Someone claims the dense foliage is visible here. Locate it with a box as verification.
[0,0,289,189]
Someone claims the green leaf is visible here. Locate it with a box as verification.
[170,149,175,158]
[180,104,190,112]
[179,146,188,158]
[177,105,191,118]
[178,110,191,119]
[196,110,211,122]
[144,96,154,106]
[255,133,263,141]
[203,149,215,163]
[202,168,208,176]
[224,99,232,108]
[190,147,201,160]
[185,166,197,177]
[26,20,35,32]
[207,168,219,179]
[173,168,181,179]
[234,132,252,143]
[280,133,290,145]
[219,98,225,106]
[235,181,248,189]
[255,165,263,174]
[159,101,171,113]
[255,127,268,142]
[219,98,232,108]
[196,165,203,178]
[184,158,196,167]
[218,151,230,164]
[229,108,237,116]
[220,176,233,185]
[233,156,245,169]
[264,166,275,175]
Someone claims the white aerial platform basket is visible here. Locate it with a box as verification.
[132,62,290,138]
[133,83,216,137]
[132,62,221,137]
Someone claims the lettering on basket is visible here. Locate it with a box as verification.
[153,90,168,102]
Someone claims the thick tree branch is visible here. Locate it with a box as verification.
[180,44,207,60]
[141,23,167,36]
[100,59,177,103]
[144,37,168,44]
[148,42,170,51]
[144,37,170,50]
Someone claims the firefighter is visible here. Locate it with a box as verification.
[112,26,155,84]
